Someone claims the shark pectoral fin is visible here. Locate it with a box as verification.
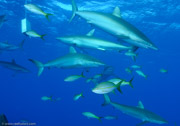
[102,94,111,106]
[112,7,121,18]
[69,46,77,53]
[137,101,144,109]
[86,29,95,36]
[136,121,149,126]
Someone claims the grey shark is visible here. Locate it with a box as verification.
[57,29,132,52]
[0,59,30,73]
[103,94,168,125]
[70,0,157,50]
[0,15,7,28]
[29,47,105,76]
[0,39,25,53]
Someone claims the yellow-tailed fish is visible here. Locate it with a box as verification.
[108,77,134,88]
[82,112,102,121]
[24,4,53,20]
[136,70,147,79]
[125,67,132,74]
[73,93,84,101]
[160,69,168,73]
[41,96,60,101]
[131,65,141,69]
[41,96,52,101]
[25,30,46,40]
[64,72,85,82]
[92,81,122,94]
[104,116,118,120]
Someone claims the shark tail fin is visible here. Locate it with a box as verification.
[45,13,53,21]
[40,34,46,40]
[102,94,111,106]
[29,59,44,76]
[19,39,26,49]
[70,0,78,22]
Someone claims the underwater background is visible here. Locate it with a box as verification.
[0,0,180,125]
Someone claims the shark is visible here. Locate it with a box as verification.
[70,0,158,50]
[57,29,132,52]
[103,94,168,125]
[29,47,106,76]
[0,59,30,74]
[0,15,7,28]
[0,39,25,53]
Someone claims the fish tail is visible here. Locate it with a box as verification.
[128,77,134,88]
[70,0,78,22]
[98,117,103,122]
[102,94,111,106]
[45,13,53,21]
[81,92,84,98]
[81,71,85,78]
[116,81,123,94]
[40,34,46,40]
[19,38,26,49]
[28,59,44,76]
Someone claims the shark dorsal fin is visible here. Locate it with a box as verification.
[12,59,16,64]
[137,101,144,109]
[86,29,95,36]
[69,46,77,53]
[112,7,121,18]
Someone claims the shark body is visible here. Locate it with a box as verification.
[70,0,157,50]
[103,94,168,125]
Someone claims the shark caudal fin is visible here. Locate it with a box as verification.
[102,94,111,106]
[29,59,44,76]
[70,0,78,22]
[19,39,26,49]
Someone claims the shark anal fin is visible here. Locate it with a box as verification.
[136,121,149,126]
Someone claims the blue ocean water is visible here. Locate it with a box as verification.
[0,0,179,126]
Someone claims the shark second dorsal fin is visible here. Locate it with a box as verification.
[86,29,95,36]
[112,7,121,18]
[137,101,144,109]
[12,59,16,64]
[69,46,77,53]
